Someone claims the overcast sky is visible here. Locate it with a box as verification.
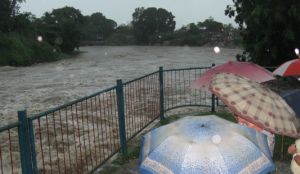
[20,0,236,28]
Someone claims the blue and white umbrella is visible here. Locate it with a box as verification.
[139,115,275,174]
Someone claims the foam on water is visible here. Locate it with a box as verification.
[0,46,240,125]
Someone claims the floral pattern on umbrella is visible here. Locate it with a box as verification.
[209,73,300,138]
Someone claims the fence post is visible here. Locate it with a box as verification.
[159,66,165,120]
[28,120,38,173]
[18,110,36,174]
[211,64,216,112]
[116,79,127,157]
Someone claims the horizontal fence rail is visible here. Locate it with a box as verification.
[0,65,218,173]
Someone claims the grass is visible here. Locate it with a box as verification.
[99,111,295,173]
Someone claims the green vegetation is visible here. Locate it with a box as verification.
[132,7,176,44]
[0,1,117,66]
[0,32,59,66]
[1,1,241,66]
[4,1,300,67]
[225,0,300,66]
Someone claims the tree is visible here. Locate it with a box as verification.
[12,12,36,35]
[132,7,175,44]
[41,6,84,52]
[81,12,117,41]
[0,0,11,32]
[10,0,24,17]
[0,0,25,32]
[225,0,300,66]
[198,17,224,33]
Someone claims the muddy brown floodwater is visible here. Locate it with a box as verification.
[0,46,240,125]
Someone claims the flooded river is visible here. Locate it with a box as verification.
[0,46,241,125]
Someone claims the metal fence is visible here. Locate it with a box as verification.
[0,66,213,174]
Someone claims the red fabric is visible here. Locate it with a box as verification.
[192,61,275,90]
[273,58,300,76]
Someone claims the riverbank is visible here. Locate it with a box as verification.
[0,31,83,67]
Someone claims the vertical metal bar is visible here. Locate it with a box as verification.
[98,95,106,161]
[138,80,142,130]
[17,110,34,174]
[37,119,45,173]
[28,121,38,173]
[183,70,186,105]
[45,115,53,174]
[129,83,134,138]
[0,144,3,174]
[189,69,192,105]
[145,76,150,122]
[80,101,88,173]
[108,92,115,152]
[58,110,67,173]
[141,79,145,128]
[93,96,101,164]
[159,67,165,120]
[116,79,127,157]
[211,64,216,112]
[85,99,93,169]
[52,112,61,174]
[65,108,72,173]
[111,90,118,151]
[133,82,137,134]
[91,96,99,165]
[199,69,202,105]
[175,70,177,106]
[75,103,83,173]
[70,105,79,174]
[8,130,13,173]
[102,94,109,159]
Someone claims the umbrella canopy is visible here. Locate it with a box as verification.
[280,89,300,118]
[139,115,275,174]
[273,58,300,76]
[192,61,275,90]
[209,73,300,137]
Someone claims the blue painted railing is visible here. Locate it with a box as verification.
[0,65,213,174]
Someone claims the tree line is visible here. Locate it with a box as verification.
[225,0,300,66]
[0,1,241,66]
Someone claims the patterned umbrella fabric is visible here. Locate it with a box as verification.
[139,115,275,174]
[192,61,275,90]
[280,89,300,118]
[273,58,300,76]
[209,73,300,137]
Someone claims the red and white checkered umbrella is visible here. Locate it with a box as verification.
[273,58,300,76]
[209,73,300,138]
